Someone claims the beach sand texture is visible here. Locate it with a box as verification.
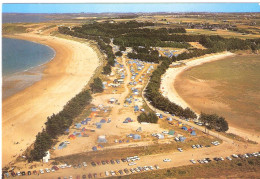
[2,33,99,167]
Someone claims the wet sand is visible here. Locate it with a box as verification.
[2,33,100,167]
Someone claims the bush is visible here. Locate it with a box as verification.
[137,112,158,123]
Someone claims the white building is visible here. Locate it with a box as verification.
[43,151,50,163]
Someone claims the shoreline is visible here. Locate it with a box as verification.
[161,51,260,143]
[2,37,56,99]
[2,33,100,167]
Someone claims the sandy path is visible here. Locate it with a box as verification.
[2,33,100,167]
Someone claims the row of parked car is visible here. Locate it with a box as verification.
[105,164,160,177]
[190,151,260,165]
[90,155,140,167]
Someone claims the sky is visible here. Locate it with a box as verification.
[2,3,260,13]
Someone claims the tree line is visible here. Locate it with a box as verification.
[28,89,92,161]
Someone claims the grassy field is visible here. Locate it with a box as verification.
[109,156,260,178]
[175,54,260,133]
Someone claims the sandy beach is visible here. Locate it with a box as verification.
[2,33,100,167]
[161,52,234,110]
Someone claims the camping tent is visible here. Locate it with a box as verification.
[98,135,107,143]
[179,136,186,142]
[191,130,197,136]
[167,117,173,121]
[100,119,106,123]
[96,123,102,128]
[75,123,81,129]
[182,126,188,131]
[133,134,141,140]
[157,134,164,139]
[92,146,97,151]
[168,130,175,135]
[68,134,76,140]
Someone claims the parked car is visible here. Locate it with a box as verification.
[27,171,31,175]
[82,174,87,179]
[232,154,238,158]
[128,162,136,166]
[110,160,115,164]
[163,158,171,162]
[105,171,109,176]
[226,156,232,160]
[83,162,87,167]
[190,159,196,164]
[90,161,96,167]
[177,148,183,152]
[39,169,44,174]
[116,159,120,164]
[124,168,129,174]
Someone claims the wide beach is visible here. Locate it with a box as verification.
[161,52,260,143]
[2,33,100,167]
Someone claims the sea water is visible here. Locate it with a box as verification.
[2,38,55,99]
[2,37,55,76]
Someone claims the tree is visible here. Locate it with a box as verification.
[115,51,123,57]
[199,113,228,132]
[90,77,104,93]
[103,64,111,75]
[119,46,126,51]
[137,112,158,123]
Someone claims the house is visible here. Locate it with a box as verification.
[43,151,50,163]
[133,134,141,140]
[98,135,107,143]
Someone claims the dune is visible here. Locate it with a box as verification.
[2,33,100,167]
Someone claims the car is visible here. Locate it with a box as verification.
[82,175,87,179]
[162,131,168,134]
[149,166,154,170]
[196,144,200,148]
[16,171,21,176]
[163,158,171,162]
[128,162,136,166]
[190,159,196,164]
[121,158,126,162]
[130,169,135,173]
[11,171,16,177]
[64,141,70,144]
[91,161,96,167]
[69,176,73,179]
[105,171,109,176]
[52,165,59,171]
[118,170,123,175]
[67,164,72,168]
[45,168,50,173]
[205,145,211,148]
[106,160,110,164]
[226,156,232,161]
[28,171,31,175]
[96,161,101,165]
[39,169,44,174]
[110,171,115,176]
[21,171,26,176]
[116,159,121,164]
[135,168,140,172]
[83,162,87,167]
[177,148,183,152]
[78,164,82,168]
[124,168,129,174]
[88,173,92,179]
[155,165,159,169]
[93,173,97,178]
[33,170,37,175]
[192,145,196,149]
[243,154,249,158]
[232,154,238,158]
[110,160,115,164]
[73,165,78,169]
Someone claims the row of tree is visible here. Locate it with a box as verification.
[199,113,229,132]
[29,89,92,161]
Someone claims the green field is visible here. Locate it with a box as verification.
[176,54,260,132]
